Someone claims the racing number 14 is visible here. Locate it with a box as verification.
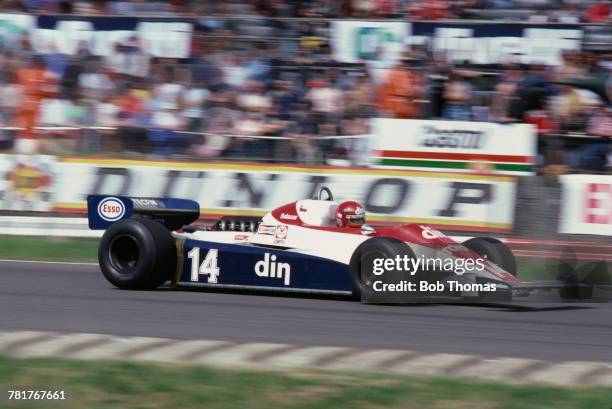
[188,248,220,283]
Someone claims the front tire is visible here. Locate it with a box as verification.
[348,237,416,300]
[462,237,517,276]
[98,218,177,289]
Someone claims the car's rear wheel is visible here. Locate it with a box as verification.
[348,237,417,300]
[98,218,177,289]
[462,237,517,276]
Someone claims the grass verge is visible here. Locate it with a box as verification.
[0,236,98,262]
[1,355,611,409]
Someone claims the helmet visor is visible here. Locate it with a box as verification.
[346,214,365,226]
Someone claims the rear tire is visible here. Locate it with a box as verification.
[462,237,517,276]
[98,218,177,289]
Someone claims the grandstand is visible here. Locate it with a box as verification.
[0,0,609,172]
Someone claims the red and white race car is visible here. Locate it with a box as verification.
[88,187,584,302]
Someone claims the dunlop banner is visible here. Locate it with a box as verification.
[0,156,516,233]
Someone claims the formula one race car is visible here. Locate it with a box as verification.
[87,188,591,302]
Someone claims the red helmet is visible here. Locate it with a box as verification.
[336,201,366,227]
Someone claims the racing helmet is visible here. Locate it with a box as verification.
[335,201,366,227]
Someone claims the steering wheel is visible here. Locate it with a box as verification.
[317,186,334,201]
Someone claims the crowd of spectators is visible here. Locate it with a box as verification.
[0,0,610,23]
[0,32,378,164]
[0,9,609,171]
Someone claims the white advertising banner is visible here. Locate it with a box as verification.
[559,175,612,236]
[0,13,35,42]
[32,20,192,58]
[331,21,409,65]
[0,157,517,232]
[332,21,582,66]
[372,118,537,175]
[413,27,582,66]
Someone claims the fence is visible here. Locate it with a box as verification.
[3,124,609,174]
[0,127,372,166]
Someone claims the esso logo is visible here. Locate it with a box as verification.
[97,197,125,222]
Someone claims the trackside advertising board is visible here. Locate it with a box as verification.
[331,20,582,66]
[559,175,612,236]
[372,118,537,175]
[0,156,516,233]
[0,15,585,63]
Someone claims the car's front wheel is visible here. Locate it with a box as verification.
[462,237,517,276]
[348,237,417,300]
[98,218,177,290]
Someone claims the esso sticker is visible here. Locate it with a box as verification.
[98,197,125,222]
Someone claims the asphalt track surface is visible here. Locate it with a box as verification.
[2,260,612,363]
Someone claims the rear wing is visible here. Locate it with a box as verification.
[87,195,200,231]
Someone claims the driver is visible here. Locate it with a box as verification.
[335,201,366,227]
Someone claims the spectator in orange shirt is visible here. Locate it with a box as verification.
[16,56,54,139]
[378,57,423,119]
